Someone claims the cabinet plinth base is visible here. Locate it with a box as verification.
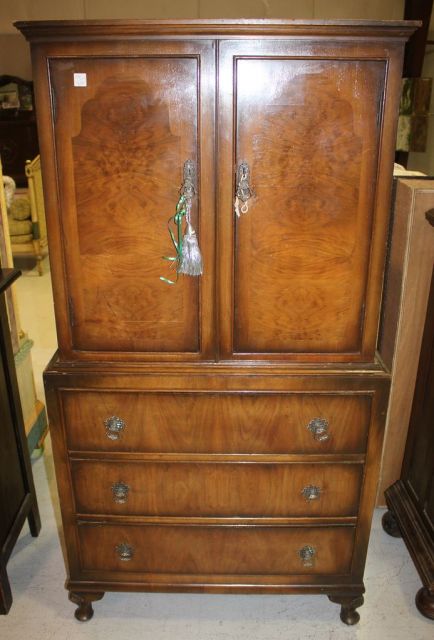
[66,584,366,623]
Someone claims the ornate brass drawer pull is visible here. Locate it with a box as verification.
[301,484,322,501]
[111,481,130,504]
[307,417,330,442]
[115,543,134,561]
[104,415,126,440]
[298,545,316,568]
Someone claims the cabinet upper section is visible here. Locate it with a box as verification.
[15,21,417,364]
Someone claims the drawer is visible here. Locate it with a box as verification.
[78,523,355,576]
[61,391,371,454]
[71,460,363,517]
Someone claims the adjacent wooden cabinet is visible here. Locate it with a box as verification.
[16,19,417,624]
[0,269,40,614]
[383,209,434,620]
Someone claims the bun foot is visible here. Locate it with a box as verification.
[0,563,13,614]
[69,591,104,621]
[415,587,434,620]
[329,594,364,625]
[382,509,401,538]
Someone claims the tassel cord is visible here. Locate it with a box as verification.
[160,176,203,283]
[160,195,188,284]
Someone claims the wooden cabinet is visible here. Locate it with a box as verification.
[16,19,417,624]
[382,209,434,620]
[377,178,434,502]
[0,269,40,614]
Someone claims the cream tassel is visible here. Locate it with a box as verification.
[179,222,203,276]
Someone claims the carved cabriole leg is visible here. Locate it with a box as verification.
[381,509,402,538]
[328,594,364,625]
[69,591,104,621]
[415,587,434,620]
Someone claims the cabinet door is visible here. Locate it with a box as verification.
[44,41,215,359]
[218,40,402,362]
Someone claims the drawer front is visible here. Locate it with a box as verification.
[78,523,355,576]
[62,391,371,454]
[71,460,363,517]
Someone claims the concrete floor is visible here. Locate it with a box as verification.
[1,258,432,639]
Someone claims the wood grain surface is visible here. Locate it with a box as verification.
[218,38,405,363]
[31,38,216,360]
[378,180,434,503]
[61,390,372,454]
[51,56,200,353]
[77,523,355,576]
[71,460,363,517]
[233,58,383,355]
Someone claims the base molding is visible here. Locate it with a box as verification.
[65,581,365,623]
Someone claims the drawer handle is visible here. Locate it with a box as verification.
[111,481,130,504]
[307,417,330,442]
[298,544,316,568]
[115,543,134,561]
[301,484,322,501]
[104,415,126,440]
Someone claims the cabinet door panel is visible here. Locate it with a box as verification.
[48,43,214,357]
[218,41,397,361]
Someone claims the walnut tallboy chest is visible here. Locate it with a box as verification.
[16,19,417,624]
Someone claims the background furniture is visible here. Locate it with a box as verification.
[382,207,434,619]
[17,18,416,625]
[0,156,48,453]
[0,76,39,188]
[8,155,48,275]
[378,178,434,502]
[0,268,40,614]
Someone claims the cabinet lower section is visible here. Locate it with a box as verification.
[44,361,389,623]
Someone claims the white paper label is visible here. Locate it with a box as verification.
[73,73,87,87]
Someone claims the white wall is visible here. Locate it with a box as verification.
[0,0,405,78]
[408,13,434,176]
